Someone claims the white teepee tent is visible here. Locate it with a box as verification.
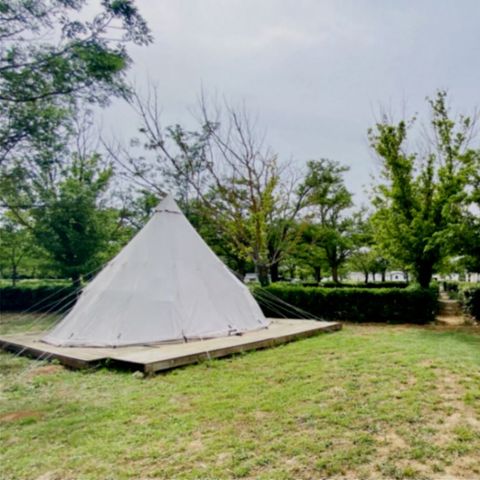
[42,195,269,347]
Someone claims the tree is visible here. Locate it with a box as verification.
[369,91,478,287]
[184,197,252,278]
[1,109,121,287]
[348,247,374,284]
[110,89,308,285]
[454,150,480,273]
[0,0,151,168]
[31,152,115,287]
[369,254,390,282]
[0,216,40,284]
[291,223,329,284]
[347,213,391,283]
[299,158,354,283]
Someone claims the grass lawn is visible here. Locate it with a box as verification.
[1,313,480,479]
[0,279,71,288]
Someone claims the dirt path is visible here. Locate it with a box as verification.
[436,292,465,326]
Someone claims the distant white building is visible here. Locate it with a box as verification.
[386,271,407,282]
[432,273,460,282]
[433,273,480,283]
[244,273,258,283]
[347,271,365,283]
[467,273,480,283]
[345,271,407,283]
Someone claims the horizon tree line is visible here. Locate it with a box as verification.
[0,2,479,288]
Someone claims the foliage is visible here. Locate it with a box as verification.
[348,250,390,283]
[30,153,116,286]
[0,108,128,285]
[298,158,355,282]
[459,285,480,321]
[0,0,151,168]
[0,284,78,311]
[369,91,478,287]
[348,248,376,283]
[347,214,391,282]
[301,281,409,289]
[450,148,480,272]
[0,278,70,287]
[0,216,45,284]
[254,285,438,324]
[289,223,329,283]
[183,197,253,277]
[0,1,151,284]
[113,90,309,285]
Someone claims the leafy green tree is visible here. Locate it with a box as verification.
[299,158,354,283]
[455,150,480,273]
[369,91,477,287]
[0,216,41,284]
[369,254,390,282]
[184,197,252,278]
[31,153,115,287]
[347,213,391,283]
[291,223,329,284]
[348,247,375,284]
[0,0,151,168]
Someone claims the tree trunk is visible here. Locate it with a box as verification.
[313,266,322,285]
[332,264,339,283]
[256,263,270,287]
[364,271,369,284]
[11,264,17,287]
[237,260,247,280]
[270,261,280,283]
[71,272,82,290]
[381,270,386,282]
[289,266,295,280]
[417,262,433,288]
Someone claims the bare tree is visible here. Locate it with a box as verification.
[107,87,310,285]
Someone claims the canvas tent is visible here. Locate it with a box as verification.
[42,195,269,347]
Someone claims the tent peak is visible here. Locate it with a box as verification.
[154,193,181,214]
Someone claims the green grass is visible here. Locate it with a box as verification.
[1,313,480,479]
[0,278,71,288]
[0,311,60,335]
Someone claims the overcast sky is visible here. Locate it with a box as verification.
[97,0,480,204]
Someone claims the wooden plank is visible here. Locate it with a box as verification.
[0,319,342,373]
[141,321,341,373]
[110,320,339,364]
[0,336,97,369]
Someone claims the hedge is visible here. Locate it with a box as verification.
[443,281,459,292]
[0,285,79,312]
[459,285,480,321]
[300,281,409,289]
[0,278,70,288]
[1,282,441,325]
[253,285,438,324]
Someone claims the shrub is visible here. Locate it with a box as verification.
[0,285,79,312]
[0,278,70,288]
[253,285,438,324]
[443,281,459,293]
[300,281,409,289]
[442,281,460,299]
[459,285,480,321]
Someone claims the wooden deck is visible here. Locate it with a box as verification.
[0,319,341,373]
